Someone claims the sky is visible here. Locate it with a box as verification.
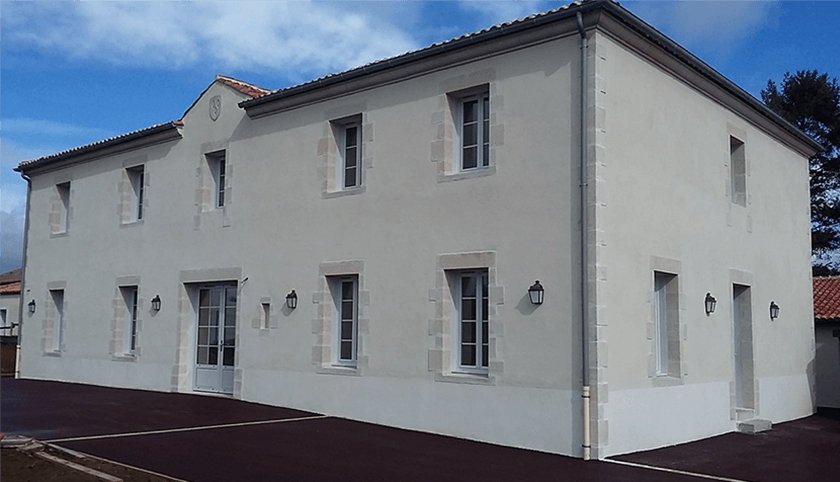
[2,0,840,272]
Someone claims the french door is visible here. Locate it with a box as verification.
[194,284,237,394]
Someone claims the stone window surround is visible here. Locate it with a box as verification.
[429,251,504,385]
[194,140,233,229]
[111,276,142,361]
[647,256,686,387]
[431,69,504,183]
[318,104,372,199]
[42,281,67,356]
[312,260,370,376]
[726,123,749,208]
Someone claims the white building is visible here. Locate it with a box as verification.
[15,0,819,458]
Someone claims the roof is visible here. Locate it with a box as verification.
[0,281,21,295]
[15,0,821,174]
[813,276,840,321]
[15,75,268,174]
[0,269,22,285]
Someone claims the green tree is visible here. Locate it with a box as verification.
[761,70,840,273]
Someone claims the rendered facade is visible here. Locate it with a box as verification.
[15,0,820,458]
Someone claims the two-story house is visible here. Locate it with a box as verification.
[15,0,819,458]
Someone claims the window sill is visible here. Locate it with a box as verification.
[435,371,495,385]
[322,185,366,199]
[437,165,496,183]
[112,354,136,362]
[317,365,360,376]
[50,232,69,239]
[119,220,144,229]
[43,350,62,357]
[651,375,683,387]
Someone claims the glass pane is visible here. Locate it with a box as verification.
[210,310,220,327]
[346,126,358,148]
[482,143,489,167]
[341,320,354,340]
[199,289,210,308]
[463,99,477,123]
[462,299,476,321]
[342,301,354,320]
[345,147,357,168]
[198,327,209,345]
[463,147,477,169]
[209,347,218,365]
[209,289,221,307]
[342,281,354,300]
[224,327,236,345]
[209,328,218,346]
[462,275,475,298]
[482,321,489,343]
[340,341,352,360]
[197,346,208,365]
[225,308,236,327]
[199,308,210,327]
[482,346,489,368]
[461,321,476,343]
[483,96,489,121]
[461,345,476,366]
[226,287,237,307]
[223,347,235,366]
[344,167,357,188]
[463,123,477,147]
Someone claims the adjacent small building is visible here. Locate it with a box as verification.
[14,0,820,458]
[813,276,840,410]
[0,269,22,343]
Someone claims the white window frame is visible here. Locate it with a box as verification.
[457,92,490,172]
[57,182,71,233]
[454,270,489,374]
[339,122,361,189]
[122,286,139,354]
[331,276,358,367]
[207,151,226,208]
[128,166,145,221]
[51,289,65,352]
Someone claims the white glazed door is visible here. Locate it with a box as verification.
[194,285,236,393]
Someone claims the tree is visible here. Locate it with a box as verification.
[761,70,840,273]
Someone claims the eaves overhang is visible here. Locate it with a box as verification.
[15,121,183,176]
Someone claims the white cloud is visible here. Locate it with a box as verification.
[627,1,780,56]
[459,1,552,25]
[1,119,111,142]
[2,2,419,79]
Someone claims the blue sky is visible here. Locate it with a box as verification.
[2,0,840,272]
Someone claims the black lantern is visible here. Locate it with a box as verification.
[769,301,780,320]
[286,290,298,310]
[151,295,161,311]
[704,293,717,315]
[528,281,544,305]
[28,299,36,314]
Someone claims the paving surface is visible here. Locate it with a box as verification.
[3,378,839,482]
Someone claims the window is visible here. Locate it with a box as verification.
[207,151,226,208]
[0,309,7,336]
[50,289,65,352]
[121,286,139,354]
[340,123,361,189]
[456,270,489,372]
[730,136,746,206]
[459,92,490,171]
[57,182,70,233]
[128,166,145,221]
[332,276,358,366]
[653,272,678,377]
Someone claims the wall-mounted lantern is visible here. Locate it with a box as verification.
[151,295,161,312]
[769,301,780,320]
[28,299,36,314]
[704,293,717,316]
[528,281,544,305]
[286,290,298,310]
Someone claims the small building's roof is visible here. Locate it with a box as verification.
[0,269,22,285]
[0,281,21,295]
[813,276,840,322]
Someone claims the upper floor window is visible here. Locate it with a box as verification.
[730,136,746,206]
[207,151,226,208]
[459,92,490,171]
[340,122,361,189]
[128,166,145,221]
[57,182,71,233]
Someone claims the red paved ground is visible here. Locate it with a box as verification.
[3,378,839,481]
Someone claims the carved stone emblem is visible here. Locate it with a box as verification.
[209,95,222,121]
